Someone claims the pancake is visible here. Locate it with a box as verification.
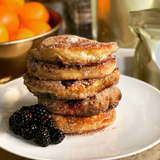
[29,35,119,65]
[49,109,116,134]
[38,86,121,117]
[27,56,116,80]
[23,68,120,100]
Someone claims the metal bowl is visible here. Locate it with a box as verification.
[0,9,62,85]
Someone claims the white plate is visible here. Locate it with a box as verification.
[0,75,160,160]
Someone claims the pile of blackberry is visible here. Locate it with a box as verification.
[9,104,65,147]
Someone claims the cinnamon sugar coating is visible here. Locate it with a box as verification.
[49,109,116,134]
[23,35,121,134]
[29,35,119,65]
[23,68,120,100]
[27,56,116,80]
[38,86,121,117]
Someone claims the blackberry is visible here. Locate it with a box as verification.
[41,117,49,125]
[9,115,14,129]
[9,115,21,135]
[9,104,65,147]
[12,124,22,135]
[44,118,56,131]
[35,125,51,147]
[50,129,65,144]
[13,110,32,127]
[21,123,37,140]
[30,104,49,124]
[20,106,31,112]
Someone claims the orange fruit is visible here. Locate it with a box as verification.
[0,0,25,15]
[0,21,9,43]
[98,0,110,18]
[18,1,50,23]
[9,28,35,41]
[20,19,51,35]
[0,5,20,35]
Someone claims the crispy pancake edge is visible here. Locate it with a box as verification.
[29,35,119,65]
[49,109,117,134]
[23,68,120,100]
[27,56,116,80]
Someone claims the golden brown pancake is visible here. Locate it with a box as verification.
[49,109,116,134]
[22,35,121,135]
[23,68,120,100]
[27,56,116,80]
[29,35,119,65]
[38,86,121,117]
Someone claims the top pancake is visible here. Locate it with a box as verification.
[29,35,119,65]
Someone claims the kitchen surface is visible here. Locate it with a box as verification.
[0,0,160,160]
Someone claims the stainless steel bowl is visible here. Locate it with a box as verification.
[0,9,62,85]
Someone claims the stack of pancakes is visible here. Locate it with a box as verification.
[23,35,122,134]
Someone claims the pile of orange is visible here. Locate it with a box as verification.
[0,0,51,43]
